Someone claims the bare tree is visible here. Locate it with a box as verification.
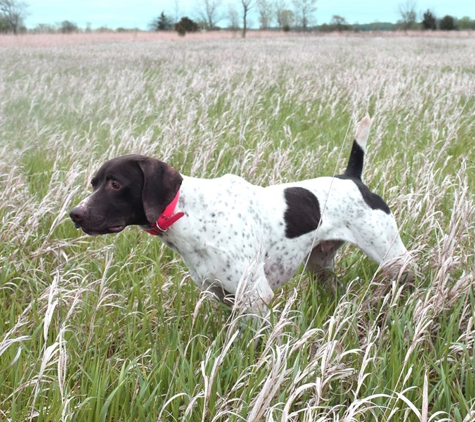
[173,0,181,24]
[0,0,29,34]
[257,0,274,30]
[277,8,294,31]
[196,0,222,29]
[275,0,292,30]
[241,0,255,37]
[227,3,239,31]
[292,0,317,31]
[398,0,418,31]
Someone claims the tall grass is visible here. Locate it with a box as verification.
[0,32,474,421]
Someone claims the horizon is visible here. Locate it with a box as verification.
[24,1,474,31]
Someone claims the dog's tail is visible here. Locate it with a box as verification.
[343,115,372,180]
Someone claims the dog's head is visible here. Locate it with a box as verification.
[70,155,183,235]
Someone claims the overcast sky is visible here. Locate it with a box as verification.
[25,0,473,30]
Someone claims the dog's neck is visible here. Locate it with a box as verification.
[143,189,185,235]
[139,176,200,234]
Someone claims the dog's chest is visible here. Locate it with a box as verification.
[163,223,310,293]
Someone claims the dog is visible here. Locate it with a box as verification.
[70,116,414,315]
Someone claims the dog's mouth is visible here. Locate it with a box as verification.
[75,224,125,236]
[108,225,125,233]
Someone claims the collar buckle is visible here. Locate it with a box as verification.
[144,190,184,235]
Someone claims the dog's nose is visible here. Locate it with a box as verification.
[70,206,86,223]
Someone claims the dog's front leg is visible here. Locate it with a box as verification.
[228,266,275,347]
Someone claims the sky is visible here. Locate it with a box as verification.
[25,0,474,30]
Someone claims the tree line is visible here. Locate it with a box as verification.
[1,0,474,36]
[149,0,475,35]
[147,0,475,36]
[151,0,318,37]
[397,0,474,31]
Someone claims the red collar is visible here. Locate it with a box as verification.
[144,190,185,235]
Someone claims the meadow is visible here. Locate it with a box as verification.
[0,31,474,421]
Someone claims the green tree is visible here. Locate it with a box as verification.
[458,16,474,30]
[0,14,9,32]
[439,15,456,30]
[175,16,199,35]
[149,11,173,31]
[421,9,436,30]
[330,15,349,32]
[60,20,78,33]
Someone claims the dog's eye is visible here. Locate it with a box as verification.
[110,181,121,190]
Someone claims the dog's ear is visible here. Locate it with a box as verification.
[137,158,183,223]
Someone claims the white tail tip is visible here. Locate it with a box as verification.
[355,115,372,150]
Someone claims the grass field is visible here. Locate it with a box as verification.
[0,31,474,421]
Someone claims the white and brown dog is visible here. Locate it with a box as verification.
[70,116,414,315]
